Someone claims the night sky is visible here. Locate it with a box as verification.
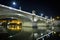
[0,0,60,18]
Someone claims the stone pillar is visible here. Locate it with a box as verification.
[32,10,37,29]
[32,10,38,40]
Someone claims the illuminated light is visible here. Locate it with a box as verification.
[9,36,13,38]
[34,33,38,37]
[56,16,60,19]
[8,27,10,29]
[9,7,13,9]
[8,27,12,30]
[8,23,10,24]
[11,28,14,30]
[11,21,15,23]
[52,27,54,30]
[17,26,22,31]
[17,26,20,30]
[41,13,43,17]
[41,33,43,35]
[34,18,37,22]
[17,14,24,16]
[17,22,20,24]
[12,2,16,5]
[53,31,56,34]
[52,18,55,21]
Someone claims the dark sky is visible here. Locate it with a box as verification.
[0,0,60,18]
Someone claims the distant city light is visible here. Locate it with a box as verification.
[12,2,16,5]
[41,33,43,35]
[34,33,38,38]
[56,16,60,19]
[53,31,56,34]
[9,36,13,38]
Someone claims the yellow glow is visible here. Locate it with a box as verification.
[16,26,21,30]
[12,21,15,23]
[8,26,21,31]
[14,28,16,30]
[17,22,20,24]
[9,20,22,24]
[0,19,22,31]
[56,16,59,19]
[17,26,20,29]
[11,28,14,30]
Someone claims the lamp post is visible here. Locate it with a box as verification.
[32,10,38,30]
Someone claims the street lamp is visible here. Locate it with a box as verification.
[34,18,37,22]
